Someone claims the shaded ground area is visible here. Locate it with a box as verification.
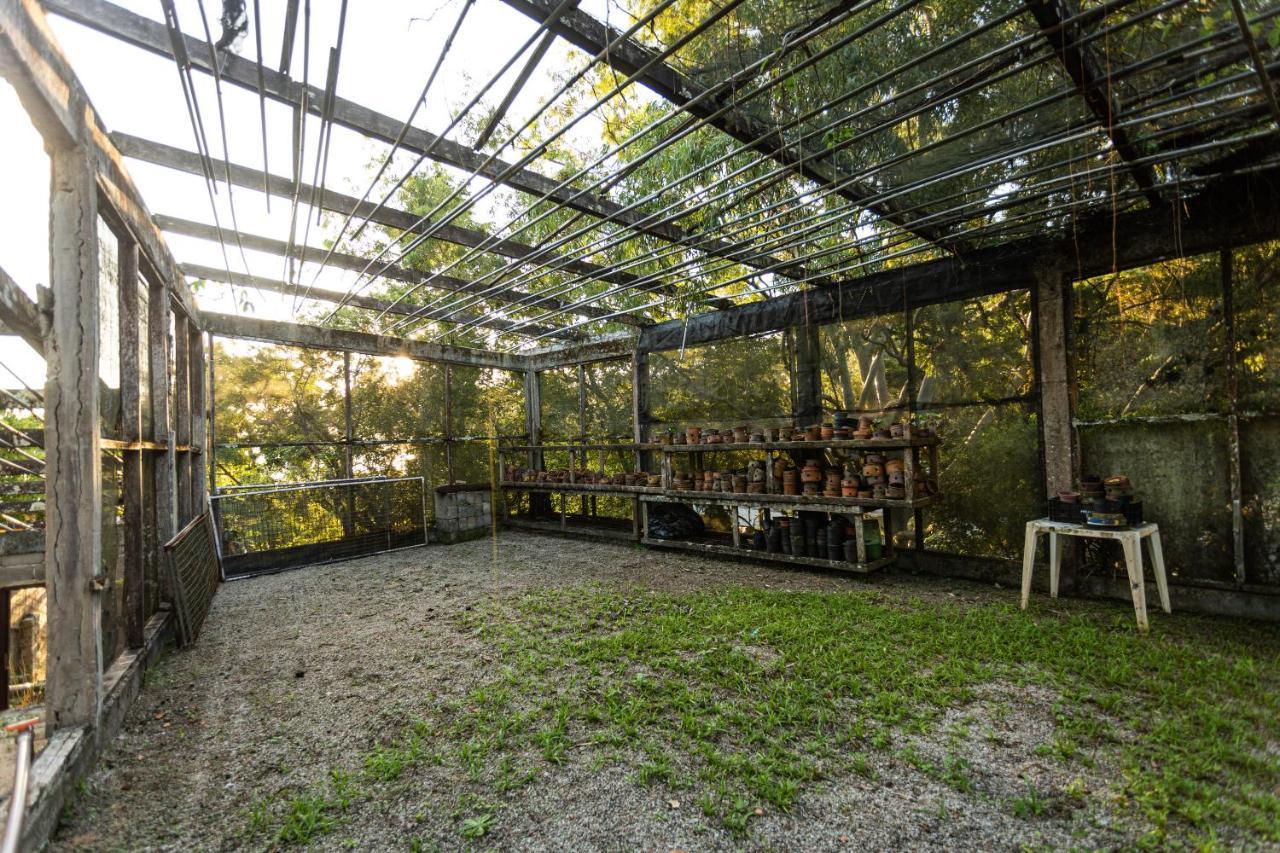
[51,533,1280,851]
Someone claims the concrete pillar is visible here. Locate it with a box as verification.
[1034,263,1079,498]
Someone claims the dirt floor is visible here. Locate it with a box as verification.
[44,532,1274,850]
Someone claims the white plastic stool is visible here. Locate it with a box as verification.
[1021,519,1170,631]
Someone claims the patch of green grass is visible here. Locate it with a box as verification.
[460,812,494,839]
[243,584,1280,845]
[275,793,336,845]
[1013,780,1046,819]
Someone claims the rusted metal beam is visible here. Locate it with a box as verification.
[1023,0,1163,208]
[635,164,1280,352]
[499,0,959,250]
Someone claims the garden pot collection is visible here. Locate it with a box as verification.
[503,465,654,487]
[1050,473,1142,527]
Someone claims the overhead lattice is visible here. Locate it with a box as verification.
[43,0,1280,351]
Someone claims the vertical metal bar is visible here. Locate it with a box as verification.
[207,335,217,494]
[577,362,586,482]
[444,363,455,484]
[343,351,354,535]
[904,297,923,549]
[1223,248,1246,585]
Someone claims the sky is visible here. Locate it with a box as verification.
[0,0,650,386]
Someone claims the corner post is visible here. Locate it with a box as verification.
[44,145,104,732]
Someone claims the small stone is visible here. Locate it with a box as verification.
[668,799,680,809]
[754,808,764,816]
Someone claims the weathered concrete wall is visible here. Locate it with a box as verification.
[434,487,493,544]
[1079,421,1236,584]
[1241,418,1280,586]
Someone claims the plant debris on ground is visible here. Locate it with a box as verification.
[50,534,1280,850]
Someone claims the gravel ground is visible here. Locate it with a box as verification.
[50,532,1142,851]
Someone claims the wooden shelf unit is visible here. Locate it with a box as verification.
[497,432,943,571]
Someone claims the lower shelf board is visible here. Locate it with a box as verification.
[505,516,638,542]
[640,536,892,574]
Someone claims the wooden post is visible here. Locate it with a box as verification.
[189,326,206,515]
[174,313,191,523]
[148,277,175,612]
[118,237,144,649]
[632,350,650,471]
[44,146,104,732]
[444,363,455,485]
[1034,263,1079,499]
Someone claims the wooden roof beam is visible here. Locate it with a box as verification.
[44,0,745,310]
[155,215,595,337]
[201,312,526,371]
[181,263,576,341]
[113,133,643,328]
[637,164,1280,351]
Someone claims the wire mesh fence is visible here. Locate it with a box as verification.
[211,477,428,578]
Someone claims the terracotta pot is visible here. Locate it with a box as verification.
[873,428,893,440]
[686,426,701,444]
[820,425,835,440]
[862,462,883,479]
[841,478,858,497]
[748,483,765,494]
[733,426,749,444]
[857,489,873,499]
[1057,490,1080,504]
[858,415,874,433]
[805,424,823,441]
[801,461,823,483]
[888,471,905,486]
[890,423,904,438]
[873,484,886,500]
[647,474,662,488]
[833,427,851,440]
[732,474,748,493]
[782,467,799,495]
[885,458,904,475]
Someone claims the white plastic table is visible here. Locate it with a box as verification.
[1021,519,1170,631]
